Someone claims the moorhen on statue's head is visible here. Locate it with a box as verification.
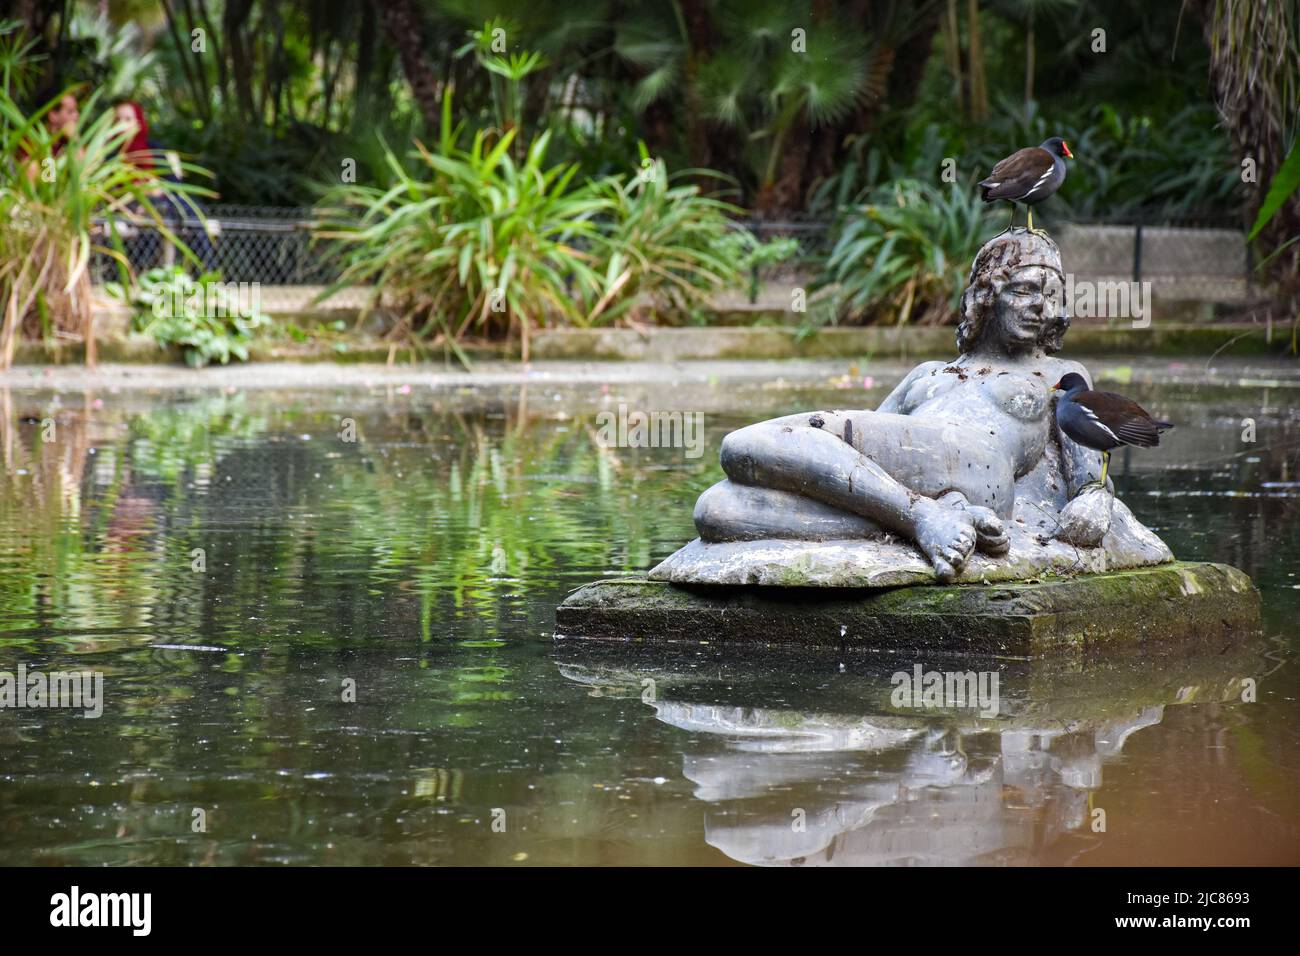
[979,136,1072,235]
[1052,373,1172,489]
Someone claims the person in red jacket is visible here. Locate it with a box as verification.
[111,99,216,272]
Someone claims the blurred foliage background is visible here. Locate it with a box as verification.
[2,0,1296,348]
[3,0,1266,219]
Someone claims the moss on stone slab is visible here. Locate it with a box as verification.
[554,561,1259,657]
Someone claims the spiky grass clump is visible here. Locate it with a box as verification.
[0,84,210,366]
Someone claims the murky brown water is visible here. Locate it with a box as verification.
[0,358,1297,865]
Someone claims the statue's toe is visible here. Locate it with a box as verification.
[916,500,978,580]
[976,526,1010,555]
[965,505,1010,555]
[980,534,1011,556]
[965,505,1002,533]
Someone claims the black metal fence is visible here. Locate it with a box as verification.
[93,207,1252,306]
[93,205,327,286]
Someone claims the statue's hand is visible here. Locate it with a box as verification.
[1057,487,1113,548]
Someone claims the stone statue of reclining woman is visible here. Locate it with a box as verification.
[686,231,1144,583]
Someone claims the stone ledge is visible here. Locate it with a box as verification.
[22,320,1285,366]
[526,324,1282,361]
[554,561,1259,657]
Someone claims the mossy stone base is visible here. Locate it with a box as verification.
[554,561,1259,657]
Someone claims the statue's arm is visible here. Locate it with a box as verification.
[876,361,944,414]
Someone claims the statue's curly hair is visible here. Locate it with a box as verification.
[957,232,1070,354]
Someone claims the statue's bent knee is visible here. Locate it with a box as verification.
[694,479,881,542]
[719,425,763,485]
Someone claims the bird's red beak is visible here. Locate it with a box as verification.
[1050,380,1063,390]
[1062,141,1073,159]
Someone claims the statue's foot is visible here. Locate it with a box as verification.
[914,500,978,583]
[935,492,1009,557]
[964,504,1010,556]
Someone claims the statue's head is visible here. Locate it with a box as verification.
[957,231,1068,355]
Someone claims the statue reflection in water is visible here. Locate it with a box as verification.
[656,701,1165,866]
[557,650,1259,867]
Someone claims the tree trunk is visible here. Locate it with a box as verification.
[352,3,377,133]
[967,0,987,122]
[942,0,964,114]
[1024,13,1034,115]
[224,0,256,119]
[1193,0,1300,310]
[676,0,716,170]
[377,0,443,131]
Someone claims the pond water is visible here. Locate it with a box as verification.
[1,358,1298,866]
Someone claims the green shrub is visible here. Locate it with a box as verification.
[319,97,779,353]
[587,157,752,324]
[109,266,267,367]
[818,178,995,325]
[317,95,609,363]
[0,21,211,366]
[714,230,801,303]
[0,90,212,366]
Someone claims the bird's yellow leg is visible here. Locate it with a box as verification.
[1078,450,1112,495]
[1028,207,1050,237]
[998,204,1016,234]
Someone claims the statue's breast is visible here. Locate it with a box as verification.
[903,369,961,410]
[985,373,1049,421]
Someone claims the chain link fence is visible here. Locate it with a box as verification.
[93,207,1254,313]
[1058,216,1251,303]
[91,204,373,311]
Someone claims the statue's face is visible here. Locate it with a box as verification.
[992,266,1063,351]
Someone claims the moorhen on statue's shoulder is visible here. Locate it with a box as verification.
[979,136,1072,235]
[1052,373,1172,489]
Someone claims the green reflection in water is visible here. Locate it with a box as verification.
[0,371,1296,865]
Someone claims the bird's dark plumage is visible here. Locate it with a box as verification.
[979,137,1071,225]
[1053,372,1173,453]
